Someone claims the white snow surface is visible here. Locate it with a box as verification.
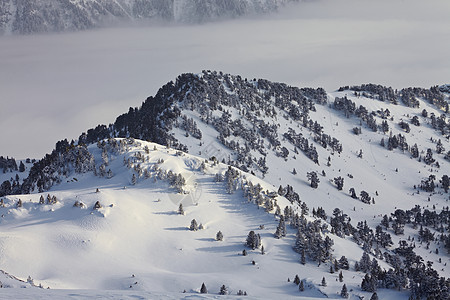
[0,135,433,299]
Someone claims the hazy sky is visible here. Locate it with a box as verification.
[1,0,449,159]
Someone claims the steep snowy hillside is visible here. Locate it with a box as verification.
[0,0,296,34]
[0,138,390,299]
[0,71,449,299]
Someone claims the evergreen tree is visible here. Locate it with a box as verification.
[200,282,207,294]
[442,175,449,193]
[178,203,184,215]
[216,231,223,241]
[359,252,371,273]
[93,201,102,210]
[246,231,261,249]
[274,215,286,238]
[321,277,327,287]
[299,280,304,291]
[294,275,300,285]
[307,171,320,188]
[370,292,379,300]
[340,284,349,298]
[338,256,349,270]
[424,148,435,165]
[19,161,25,172]
[360,190,371,204]
[190,219,198,231]
[219,284,227,295]
[381,214,390,229]
[339,271,343,282]
[334,176,344,190]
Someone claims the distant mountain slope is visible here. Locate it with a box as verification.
[0,0,297,34]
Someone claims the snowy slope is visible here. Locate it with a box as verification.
[0,138,413,299]
[0,72,449,299]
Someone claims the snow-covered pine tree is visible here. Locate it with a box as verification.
[200,282,207,294]
[246,231,261,249]
[334,176,344,190]
[190,219,198,231]
[219,284,227,295]
[93,201,102,210]
[340,284,349,298]
[274,215,286,238]
[216,231,223,241]
[178,203,184,215]
[307,171,319,188]
[299,280,304,291]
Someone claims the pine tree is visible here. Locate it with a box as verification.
[334,176,344,190]
[200,282,207,294]
[261,245,265,255]
[219,284,227,295]
[178,203,184,215]
[299,280,304,292]
[339,271,343,282]
[294,275,300,285]
[93,201,102,210]
[370,292,379,300]
[131,173,137,185]
[216,231,223,241]
[338,256,349,270]
[246,231,261,249]
[19,161,25,172]
[321,277,327,287]
[307,171,320,188]
[274,215,286,238]
[340,284,349,298]
[300,249,306,265]
[190,219,198,231]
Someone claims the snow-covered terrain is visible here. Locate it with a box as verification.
[0,0,295,35]
[0,71,449,299]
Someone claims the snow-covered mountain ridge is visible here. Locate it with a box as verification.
[0,0,297,34]
[0,71,449,299]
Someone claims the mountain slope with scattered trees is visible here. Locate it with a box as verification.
[0,0,297,34]
[0,71,449,299]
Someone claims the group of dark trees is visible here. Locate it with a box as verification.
[338,84,448,112]
[74,70,340,176]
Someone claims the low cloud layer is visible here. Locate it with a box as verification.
[0,0,449,158]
